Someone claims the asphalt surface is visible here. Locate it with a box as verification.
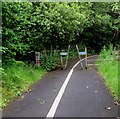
[2,56,119,118]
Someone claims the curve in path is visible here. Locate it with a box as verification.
[46,55,98,118]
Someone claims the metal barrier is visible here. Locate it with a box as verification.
[60,45,71,69]
[76,45,87,69]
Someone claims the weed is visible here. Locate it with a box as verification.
[96,45,119,100]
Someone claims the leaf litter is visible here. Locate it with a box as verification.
[37,98,45,104]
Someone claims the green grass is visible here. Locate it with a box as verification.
[1,63,46,108]
[96,45,119,101]
[1,50,78,108]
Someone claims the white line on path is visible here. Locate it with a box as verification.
[46,55,97,118]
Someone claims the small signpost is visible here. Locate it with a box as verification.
[35,52,40,66]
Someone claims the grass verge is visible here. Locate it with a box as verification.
[1,63,46,108]
[96,45,119,101]
[1,50,78,108]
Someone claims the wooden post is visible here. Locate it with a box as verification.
[116,51,120,61]
[44,49,47,62]
[54,50,55,56]
[54,49,57,57]
[61,55,63,66]
[51,45,53,57]
[114,47,116,60]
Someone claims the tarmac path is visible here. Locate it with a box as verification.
[2,55,119,119]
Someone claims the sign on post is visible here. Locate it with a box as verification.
[35,52,40,66]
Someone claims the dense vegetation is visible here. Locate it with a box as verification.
[1,2,120,108]
[97,45,119,101]
[2,2,120,64]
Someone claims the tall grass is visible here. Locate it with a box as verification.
[97,45,119,101]
[1,63,46,108]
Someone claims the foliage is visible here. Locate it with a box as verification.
[1,2,120,107]
[1,64,46,108]
[80,2,120,53]
[2,2,120,63]
[2,2,99,63]
[99,44,115,59]
[2,3,33,63]
[96,45,119,100]
[40,50,77,71]
[40,53,59,71]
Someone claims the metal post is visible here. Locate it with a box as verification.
[85,47,87,68]
[65,45,70,69]
[76,45,84,69]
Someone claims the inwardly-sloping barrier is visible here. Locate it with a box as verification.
[60,45,71,69]
[76,45,87,69]
[76,46,120,69]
